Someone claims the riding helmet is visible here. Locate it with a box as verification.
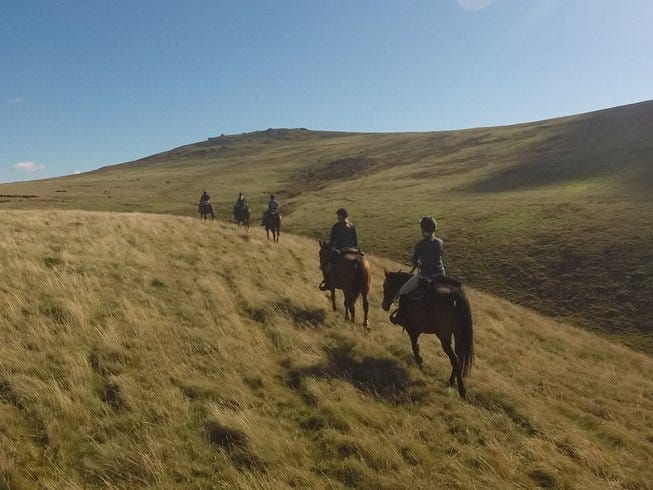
[336,208,348,218]
[419,216,437,233]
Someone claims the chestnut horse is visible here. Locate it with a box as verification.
[319,241,371,329]
[381,271,474,398]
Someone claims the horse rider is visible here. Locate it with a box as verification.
[233,192,247,213]
[319,208,359,291]
[262,194,280,224]
[391,216,445,325]
[199,190,210,204]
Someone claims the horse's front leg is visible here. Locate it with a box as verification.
[409,332,423,366]
[330,289,337,312]
[266,229,270,240]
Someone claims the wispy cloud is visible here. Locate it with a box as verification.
[73,171,81,174]
[456,0,493,10]
[7,97,23,104]
[13,161,45,172]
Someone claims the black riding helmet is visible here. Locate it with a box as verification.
[419,216,437,233]
[336,208,348,218]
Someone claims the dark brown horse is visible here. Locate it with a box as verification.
[319,241,371,329]
[198,201,215,220]
[263,211,281,241]
[381,271,474,398]
[234,206,250,230]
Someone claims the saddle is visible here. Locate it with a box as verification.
[409,275,462,301]
[339,247,364,257]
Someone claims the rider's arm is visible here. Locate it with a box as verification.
[352,226,358,248]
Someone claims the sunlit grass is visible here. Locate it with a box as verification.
[0,210,651,488]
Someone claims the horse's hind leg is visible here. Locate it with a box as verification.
[362,293,369,329]
[441,339,465,399]
[410,332,423,366]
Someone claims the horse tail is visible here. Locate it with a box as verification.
[452,288,474,378]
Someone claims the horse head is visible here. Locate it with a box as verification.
[381,270,412,311]
[318,240,332,271]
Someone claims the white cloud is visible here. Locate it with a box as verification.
[457,0,493,10]
[73,171,81,174]
[7,97,23,104]
[13,161,45,172]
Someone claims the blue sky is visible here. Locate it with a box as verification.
[2,0,652,183]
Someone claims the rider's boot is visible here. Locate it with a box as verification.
[390,295,408,325]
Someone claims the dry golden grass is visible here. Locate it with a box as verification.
[0,210,651,489]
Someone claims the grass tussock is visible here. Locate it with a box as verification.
[0,210,651,488]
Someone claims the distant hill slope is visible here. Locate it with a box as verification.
[1,101,651,351]
[0,211,651,488]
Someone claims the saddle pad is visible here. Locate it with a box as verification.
[340,248,364,256]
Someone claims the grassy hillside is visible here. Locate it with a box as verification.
[1,101,651,351]
[0,211,652,488]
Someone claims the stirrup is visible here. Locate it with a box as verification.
[318,281,331,291]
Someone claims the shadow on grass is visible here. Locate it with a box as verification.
[244,298,327,329]
[470,390,539,436]
[273,299,326,328]
[205,420,266,471]
[286,342,428,404]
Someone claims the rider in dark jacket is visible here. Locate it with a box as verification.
[234,193,247,210]
[267,195,279,213]
[329,208,358,250]
[320,208,360,291]
[391,216,445,325]
[262,194,280,225]
[199,190,210,203]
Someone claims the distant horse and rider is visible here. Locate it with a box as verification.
[198,190,215,220]
[381,216,474,398]
[261,194,281,241]
[318,208,371,329]
[233,193,251,230]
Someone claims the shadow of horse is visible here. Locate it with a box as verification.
[234,206,250,230]
[198,201,215,220]
[262,211,281,241]
[382,271,474,399]
[286,342,426,403]
[318,241,371,329]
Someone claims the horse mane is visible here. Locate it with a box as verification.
[391,270,413,284]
